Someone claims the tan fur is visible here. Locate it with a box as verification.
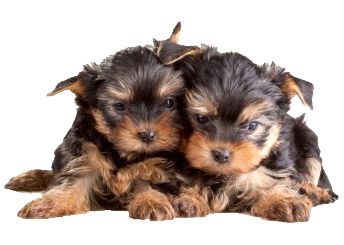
[251,192,312,222]
[160,47,202,65]
[299,183,336,206]
[18,177,93,218]
[210,166,295,212]
[111,157,173,196]
[101,86,132,102]
[260,124,281,157]
[91,109,181,159]
[103,113,181,159]
[185,132,264,175]
[281,77,309,107]
[237,101,271,124]
[186,90,217,115]
[47,80,85,97]
[128,189,175,221]
[18,143,114,218]
[172,186,210,217]
[158,71,184,98]
[5,169,53,192]
[304,158,322,185]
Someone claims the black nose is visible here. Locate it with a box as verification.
[211,149,230,164]
[138,130,155,143]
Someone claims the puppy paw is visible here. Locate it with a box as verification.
[262,197,312,222]
[172,195,210,217]
[299,184,338,206]
[18,197,87,219]
[128,190,175,221]
[5,170,53,192]
[18,198,61,219]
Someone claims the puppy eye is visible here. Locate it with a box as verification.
[164,97,176,109]
[195,114,209,124]
[246,121,259,132]
[114,102,126,112]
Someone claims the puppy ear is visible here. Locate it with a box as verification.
[169,21,181,44]
[153,22,181,48]
[47,76,84,96]
[262,63,314,109]
[47,64,98,97]
[153,22,201,65]
[280,74,314,109]
[157,41,201,65]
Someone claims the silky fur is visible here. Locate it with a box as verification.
[150,23,338,222]
[6,44,187,220]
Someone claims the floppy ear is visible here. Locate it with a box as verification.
[47,64,98,97]
[153,22,202,65]
[262,62,314,109]
[47,76,84,96]
[280,74,314,109]
[157,41,202,65]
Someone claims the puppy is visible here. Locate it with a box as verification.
[5,35,187,220]
[153,25,337,222]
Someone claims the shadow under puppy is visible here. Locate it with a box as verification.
[5,34,187,220]
[152,27,337,222]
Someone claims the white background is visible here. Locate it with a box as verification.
[1,0,343,244]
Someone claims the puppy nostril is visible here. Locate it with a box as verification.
[211,149,230,164]
[138,130,155,143]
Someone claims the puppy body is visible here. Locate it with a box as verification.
[155,39,337,222]
[6,46,186,220]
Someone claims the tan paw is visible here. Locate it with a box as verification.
[299,184,338,206]
[173,195,210,217]
[5,170,53,192]
[262,197,312,222]
[17,197,87,219]
[128,191,175,221]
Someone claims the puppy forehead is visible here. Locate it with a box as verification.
[187,54,276,114]
[98,49,184,101]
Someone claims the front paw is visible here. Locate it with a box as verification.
[18,197,87,219]
[299,184,338,206]
[262,197,312,222]
[18,198,61,219]
[173,195,210,217]
[128,190,175,221]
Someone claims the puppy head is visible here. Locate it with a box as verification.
[156,42,314,176]
[48,47,185,159]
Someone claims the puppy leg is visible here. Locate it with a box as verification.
[111,157,172,196]
[251,188,312,222]
[5,169,54,192]
[18,143,114,218]
[172,186,210,217]
[18,179,91,218]
[128,189,175,221]
[299,183,338,206]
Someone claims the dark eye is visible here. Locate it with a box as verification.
[195,114,209,124]
[114,102,126,112]
[165,97,176,109]
[246,121,259,132]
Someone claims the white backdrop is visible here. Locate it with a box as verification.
[1,0,343,244]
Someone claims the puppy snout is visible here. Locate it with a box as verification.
[138,129,156,143]
[211,149,230,164]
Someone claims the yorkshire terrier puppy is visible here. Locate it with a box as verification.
[152,24,338,222]
[5,28,187,220]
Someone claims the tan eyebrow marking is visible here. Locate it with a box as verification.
[158,71,184,98]
[237,101,271,124]
[186,90,218,115]
[101,86,132,102]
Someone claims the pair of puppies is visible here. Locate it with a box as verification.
[5,23,337,222]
